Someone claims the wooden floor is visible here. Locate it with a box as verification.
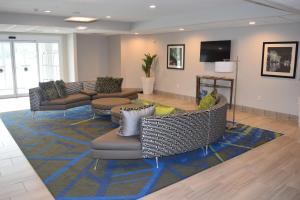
[0,95,299,200]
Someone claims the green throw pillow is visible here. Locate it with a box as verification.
[95,77,123,93]
[198,94,216,110]
[39,81,60,101]
[155,105,176,116]
[55,80,67,98]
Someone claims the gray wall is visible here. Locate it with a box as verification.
[76,34,109,81]
[108,35,122,77]
[107,23,300,115]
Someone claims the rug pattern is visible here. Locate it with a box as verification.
[0,105,282,200]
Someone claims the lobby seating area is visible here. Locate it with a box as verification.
[91,94,227,164]
[29,80,141,113]
[0,0,300,200]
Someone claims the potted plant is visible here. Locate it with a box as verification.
[141,53,157,94]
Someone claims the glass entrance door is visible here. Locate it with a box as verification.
[0,42,14,97]
[14,42,39,95]
[0,40,60,98]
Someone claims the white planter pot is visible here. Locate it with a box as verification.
[141,77,155,95]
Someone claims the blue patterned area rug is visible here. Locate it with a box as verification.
[0,105,282,200]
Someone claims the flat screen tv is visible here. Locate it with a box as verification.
[200,40,231,62]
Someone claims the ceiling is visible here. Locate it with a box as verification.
[0,0,299,35]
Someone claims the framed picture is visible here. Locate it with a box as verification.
[167,44,185,70]
[261,41,298,78]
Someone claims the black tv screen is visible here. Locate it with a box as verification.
[200,40,231,62]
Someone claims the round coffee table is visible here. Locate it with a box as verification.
[91,98,131,117]
[111,103,145,124]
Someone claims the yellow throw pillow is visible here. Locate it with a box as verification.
[198,94,216,110]
[142,100,152,105]
[155,105,176,116]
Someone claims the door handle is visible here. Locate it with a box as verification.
[0,68,3,73]
[24,67,28,72]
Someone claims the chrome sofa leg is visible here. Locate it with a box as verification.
[32,111,36,119]
[64,110,66,117]
[155,157,159,169]
[94,159,100,170]
[205,145,208,155]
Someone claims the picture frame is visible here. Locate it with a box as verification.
[261,41,298,79]
[167,44,185,70]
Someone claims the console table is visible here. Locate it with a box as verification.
[196,75,234,109]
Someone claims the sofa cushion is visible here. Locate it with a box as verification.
[155,105,176,116]
[95,77,123,93]
[83,81,96,91]
[119,105,155,136]
[80,89,97,96]
[41,93,90,106]
[198,93,216,110]
[91,128,141,150]
[92,88,140,99]
[55,80,67,97]
[39,81,60,100]
[65,82,83,95]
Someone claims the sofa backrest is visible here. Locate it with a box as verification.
[140,94,228,158]
[65,82,83,95]
[82,81,96,91]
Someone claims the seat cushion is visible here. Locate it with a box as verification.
[41,93,90,106]
[92,88,140,99]
[80,89,97,96]
[91,128,141,150]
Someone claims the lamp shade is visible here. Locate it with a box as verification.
[215,61,235,73]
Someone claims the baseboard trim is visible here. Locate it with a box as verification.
[154,90,298,123]
[235,105,298,123]
[154,90,195,102]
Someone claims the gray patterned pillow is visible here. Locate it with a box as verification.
[83,81,96,91]
[55,80,67,98]
[39,81,60,101]
[65,82,83,95]
[95,77,123,93]
[119,105,155,136]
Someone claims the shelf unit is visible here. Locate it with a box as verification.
[196,75,234,109]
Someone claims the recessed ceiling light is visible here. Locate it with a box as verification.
[249,21,256,25]
[179,28,184,31]
[65,17,98,23]
[149,4,156,9]
[134,32,139,35]
[76,26,88,30]
[106,16,111,19]
[43,10,52,13]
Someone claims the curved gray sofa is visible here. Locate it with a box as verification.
[91,94,227,161]
[29,81,141,113]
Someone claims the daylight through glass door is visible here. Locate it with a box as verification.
[0,41,60,98]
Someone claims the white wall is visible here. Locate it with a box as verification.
[66,33,78,82]
[76,34,108,81]
[113,23,300,115]
[108,35,121,77]
[120,35,156,88]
